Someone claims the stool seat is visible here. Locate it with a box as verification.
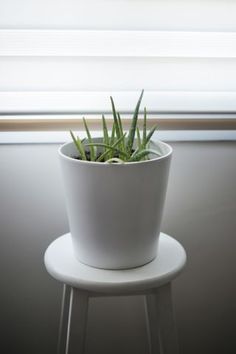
[44,233,186,294]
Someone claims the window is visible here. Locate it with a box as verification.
[0,0,236,142]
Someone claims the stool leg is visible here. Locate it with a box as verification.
[66,287,89,354]
[58,284,71,354]
[144,293,161,354]
[145,283,179,354]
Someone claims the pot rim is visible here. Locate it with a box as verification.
[59,139,172,166]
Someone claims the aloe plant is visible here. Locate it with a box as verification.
[70,90,160,163]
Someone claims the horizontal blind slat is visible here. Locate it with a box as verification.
[0,91,236,114]
[1,91,236,114]
[1,30,236,58]
[1,0,236,31]
[0,58,236,91]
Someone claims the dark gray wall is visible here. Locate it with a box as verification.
[0,141,235,354]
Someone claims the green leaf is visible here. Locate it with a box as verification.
[109,123,116,159]
[96,133,127,162]
[145,124,158,146]
[142,107,147,148]
[110,96,121,139]
[105,158,125,164]
[117,112,124,136]
[102,114,109,158]
[102,115,109,146]
[70,130,87,160]
[110,123,116,145]
[129,146,140,159]
[85,133,128,162]
[83,117,95,161]
[117,112,125,151]
[86,143,128,162]
[128,149,160,162]
[136,126,142,149]
[126,89,144,155]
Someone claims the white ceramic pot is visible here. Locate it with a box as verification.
[59,139,172,269]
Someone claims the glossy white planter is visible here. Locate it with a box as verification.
[59,139,172,269]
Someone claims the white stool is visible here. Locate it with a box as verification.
[44,233,186,354]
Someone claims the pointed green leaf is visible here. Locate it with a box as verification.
[110,96,121,139]
[136,126,141,149]
[102,115,109,146]
[70,130,87,160]
[109,123,116,159]
[83,117,95,161]
[145,124,158,146]
[110,122,116,145]
[129,146,140,159]
[128,148,160,162]
[126,89,144,155]
[85,133,128,162]
[117,112,124,136]
[117,112,125,151]
[142,107,147,148]
[96,133,127,162]
[85,142,128,162]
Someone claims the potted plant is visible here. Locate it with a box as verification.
[59,90,172,269]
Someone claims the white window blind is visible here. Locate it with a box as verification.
[0,0,236,139]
